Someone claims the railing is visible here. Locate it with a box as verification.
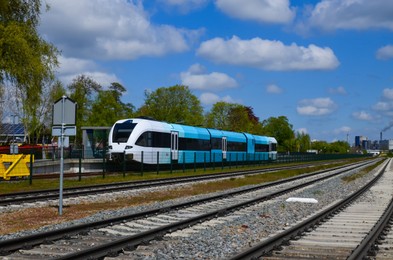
[0,146,372,182]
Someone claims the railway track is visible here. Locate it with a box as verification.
[230,158,393,260]
[0,161,360,208]
[0,159,380,259]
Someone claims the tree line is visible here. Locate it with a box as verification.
[0,0,350,154]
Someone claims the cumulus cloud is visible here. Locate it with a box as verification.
[215,0,295,24]
[57,56,119,87]
[296,128,308,134]
[352,111,373,121]
[376,45,393,60]
[197,36,339,71]
[328,86,346,95]
[301,0,393,32]
[266,84,283,94]
[159,0,208,13]
[180,64,238,91]
[333,126,351,135]
[297,97,337,116]
[372,88,393,116]
[40,0,201,60]
[199,92,238,106]
[383,88,393,100]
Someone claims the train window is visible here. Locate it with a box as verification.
[270,143,277,151]
[136,131,171,148]
[112,121,137,143]
[211,138,222,149]
[227,141,247,152]
[255,144,269,152]
[179,138,210,151]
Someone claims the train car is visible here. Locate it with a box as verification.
[107,117,277,165]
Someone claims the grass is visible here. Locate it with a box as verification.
[0,159,372,194]
[341,159,385,182]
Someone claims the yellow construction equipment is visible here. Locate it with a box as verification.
[0,154,34,180]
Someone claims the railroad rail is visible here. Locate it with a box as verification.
[230,158,392,260]
[0,161,363,207]
[0,159,379,259]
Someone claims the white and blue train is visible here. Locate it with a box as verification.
[108,118,277,164]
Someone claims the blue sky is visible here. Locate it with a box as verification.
[37,0,393,143]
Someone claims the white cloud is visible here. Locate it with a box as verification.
[383,88,393,100]
[352,111,373,121]
[328,86,346,95]
[296,128,308,134]
[180,64,238,91]
[333,126,351,135]
[57,56,119,87]
[297,97,337,116]
[40,0,201,60]
[215,0,295,24]
[302,0,393,31]
[159,0,208,13]
[197,36,339,71]
[376,45,393,60]
[373,101,392,112]
[266,84,283,94]
[199,92,238,106]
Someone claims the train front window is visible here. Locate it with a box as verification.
[112,120,137,143]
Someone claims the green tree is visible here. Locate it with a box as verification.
[262,116,295,152]
[0,0,58,143]
[87,82,134,126]
[137,85,204,125]
[205,102,263,134]
[68,75,102,146]
[295,131,311,152]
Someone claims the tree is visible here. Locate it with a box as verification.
[205,102,263,134]
[261,116,295,152]
[137,85,204,125]
[87,82,134,127]
[295,131,311,152]
[68,75,101,146]
[0,0,58,143]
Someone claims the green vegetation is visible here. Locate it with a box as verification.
[341,159,385,182]
[0,159,368,194]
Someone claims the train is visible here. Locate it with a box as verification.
[107,117,277,165]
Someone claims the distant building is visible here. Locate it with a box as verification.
[379,139,393,151]
[355,136,367,148]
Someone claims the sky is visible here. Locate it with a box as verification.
[37,0,393,144]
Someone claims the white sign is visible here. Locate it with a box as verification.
[52,126,76,136]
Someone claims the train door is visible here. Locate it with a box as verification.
[222,137,227,160]
[171,131,179,161]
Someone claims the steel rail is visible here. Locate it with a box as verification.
[228,158,389,260]
[0,161,365,206]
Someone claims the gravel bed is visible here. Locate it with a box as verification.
[0,161,384,260]
[128,163,383,259]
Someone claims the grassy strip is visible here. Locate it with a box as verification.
[0,159,368,194]
[341,159,385,182]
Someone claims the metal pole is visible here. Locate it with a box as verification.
[59,96,65,215]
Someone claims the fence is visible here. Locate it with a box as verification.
[0,146,372,181]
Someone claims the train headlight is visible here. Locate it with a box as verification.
[125,145,133,149]
[108,145,113,150]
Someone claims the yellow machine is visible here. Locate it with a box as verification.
[0,154,33,180]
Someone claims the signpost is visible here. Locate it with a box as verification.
[52,96,77,215]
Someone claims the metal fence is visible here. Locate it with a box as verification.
[0,146,372,181]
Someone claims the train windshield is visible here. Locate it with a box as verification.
[112,120,137,143]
